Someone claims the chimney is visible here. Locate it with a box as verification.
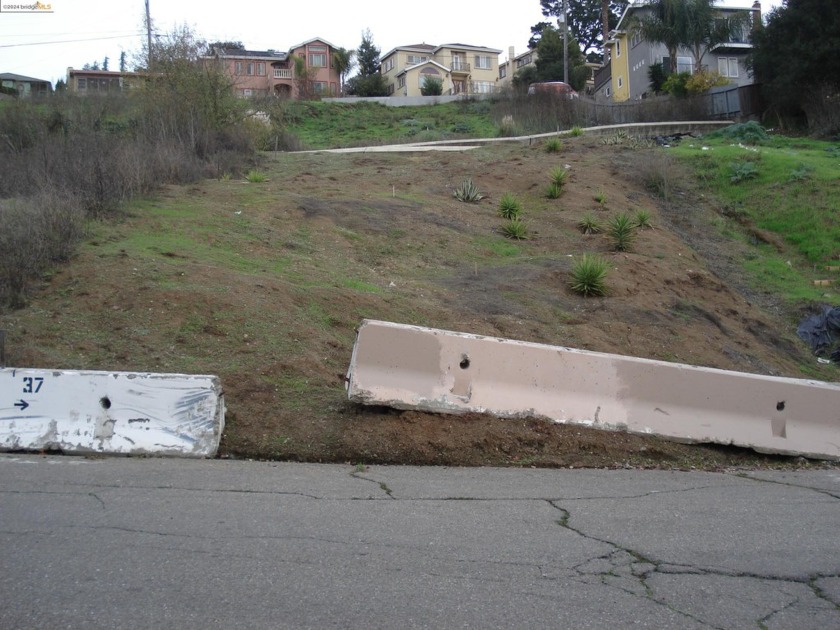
[751,1,762,33]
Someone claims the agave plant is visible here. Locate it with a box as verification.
[498,192,522,219]
[569,254,608,297]
[453,178,486,202]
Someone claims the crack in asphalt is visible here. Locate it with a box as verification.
[737,472,840,501]
[543,499,840,629]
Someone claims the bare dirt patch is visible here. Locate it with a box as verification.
[2,137,836,469]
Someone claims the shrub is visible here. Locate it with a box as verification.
[0,190,86,308]
[730,161,759,183]
[453,178,486,202]
[546,182,563,199]
[498,193,522,219]
[245,170,268,183]
[570,254,608,297]
[608,213,636,252]
[577,213,602,234]
[637,152,679,200]
[500,218,529,240]
[570,126,584,137]
[420,75,443,96]
[545,138,563,153]
[550,167,568,187]
[684,69,729,95]
[709,121,769,145]
[634,209,653,229]
[593,190,607,204]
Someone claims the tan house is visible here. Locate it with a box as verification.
[66,68,145,94]
[497,47,537,89]
[207,38,341,98]
[0,72,52,98]
[380,43,502,97]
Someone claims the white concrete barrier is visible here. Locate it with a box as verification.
[346,320,840,460]
[0,368,224,457]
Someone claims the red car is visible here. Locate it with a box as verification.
[527,81,579,98]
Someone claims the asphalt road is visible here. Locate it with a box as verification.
[1,454,839,629]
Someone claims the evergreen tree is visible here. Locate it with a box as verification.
[534,0,629,62]
[750,0,840,133]
[345,29,389,97]
[119,51,127,72]
[103,56,109,71]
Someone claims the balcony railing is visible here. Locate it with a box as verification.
[273,69,292,79]
[450,61,470,73]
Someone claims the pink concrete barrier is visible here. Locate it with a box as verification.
[346,320,840,460]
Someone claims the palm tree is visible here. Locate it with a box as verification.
[634,0,750,74]
[634,0,687,74]
[331,47,355,96]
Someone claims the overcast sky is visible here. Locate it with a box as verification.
[1,0,783,86]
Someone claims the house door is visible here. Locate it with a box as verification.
[453,80,466,94]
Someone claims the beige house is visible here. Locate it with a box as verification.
[497,47,538,89]
[380,43,502,97]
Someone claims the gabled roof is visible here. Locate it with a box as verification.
[0,72,50,83]
[288,37,338,50]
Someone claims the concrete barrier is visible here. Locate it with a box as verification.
[346,320,840,460]
[0,368,224,457]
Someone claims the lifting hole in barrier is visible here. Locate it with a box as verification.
[100,396,112,410]
[459,356,470,370]
[776,401,785,412]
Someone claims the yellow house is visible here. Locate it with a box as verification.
[380,43,502,97]
[604,31,630,101]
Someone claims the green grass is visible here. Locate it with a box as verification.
[673,130,840,304]
[281,101,498,149]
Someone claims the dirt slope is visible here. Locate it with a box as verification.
[1,136,836,469]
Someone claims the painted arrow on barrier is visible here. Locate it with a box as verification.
[13,400,29,411]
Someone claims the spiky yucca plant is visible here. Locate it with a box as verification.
[498,192,522,219]
[545,138,563,153]
[577,213,602,234]
[608,213,636,252]
[500,218,529,240]
[453,178,486,202]
[570,254,608,297]
[634,209,653,229]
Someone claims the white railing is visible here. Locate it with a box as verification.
[274,69,292,79]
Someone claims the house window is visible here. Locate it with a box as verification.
[235,62,243,75]
[605,86,611,97]
[383,58,394,72]
[617,76,623,88]
[311,81,328,94]
[616,40,621,57]
[451,55,466,70]
[516,54,532,68]
[472,81,494,93]
[718,57,739,78]
[243,88,252,97]
[677,56,693,73]
[499,65,507,79]
[475,55,492,69]
[406,55,428,65]
[77,78,87,89]
[257,63,265,76]
[631,31,642,47]
[308,45,328,67]
[398,76,405,88]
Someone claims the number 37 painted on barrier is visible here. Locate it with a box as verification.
[22,377,44,394]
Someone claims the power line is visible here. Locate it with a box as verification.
[0,33,145,48]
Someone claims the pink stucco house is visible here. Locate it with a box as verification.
[206,37,341,99]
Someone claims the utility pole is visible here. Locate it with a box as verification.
[145,0,152,70]
[562,0,569,84]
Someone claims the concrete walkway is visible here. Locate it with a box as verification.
[2,455,838,629]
